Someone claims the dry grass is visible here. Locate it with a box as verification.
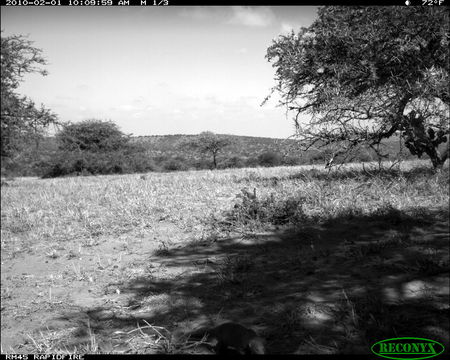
[1,159,448,354]
[2,160,447,248]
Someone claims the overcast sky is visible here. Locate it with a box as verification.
[1,6,317,138]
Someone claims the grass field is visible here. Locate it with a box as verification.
[1,159,449,354]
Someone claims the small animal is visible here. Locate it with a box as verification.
[198,322,266,355]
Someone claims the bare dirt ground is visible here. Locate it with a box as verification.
[1,206,448,354]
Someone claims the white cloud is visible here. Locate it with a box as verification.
[118,104,138,111]
[228,7,275,27]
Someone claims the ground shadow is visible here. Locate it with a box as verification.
[48,203,449,354]
[236,164,448,187]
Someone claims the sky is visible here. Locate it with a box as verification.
[1,6,318,138]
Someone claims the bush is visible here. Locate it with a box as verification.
[162,157,188,172]
[308,151,326,164]
[283,156,303,166]
[257,151,282,167]
[224,189,306,226]
[193,158,214,170]
[126,151,158,173]
[222,156,246,169]
[41,149,158,178]
[357,152,374,163]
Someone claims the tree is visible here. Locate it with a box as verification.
[184,131,231,169]
[265,6,449,169]
[56,119,130,153]
[1,33,58,165]
[43,120,145,177]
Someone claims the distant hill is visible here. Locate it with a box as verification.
[32,132,412,162]
[132,133,413,165]
[3,133,418,177]
[132,134,299,161]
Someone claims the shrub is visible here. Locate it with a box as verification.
[193,159,214,170]
[224,188,306,226]
[308,151,326,164]
[357,152,374,163]
[162,157,188,172]
[222,156,246,169]
[257,151,282,167]
[283,156,303,166]
[41,149,158,178]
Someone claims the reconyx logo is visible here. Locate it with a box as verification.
[371,337,445,360]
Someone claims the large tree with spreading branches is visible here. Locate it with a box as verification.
[1,33,58,168]
[265,6,449,169]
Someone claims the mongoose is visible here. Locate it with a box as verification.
[202,322,265,355]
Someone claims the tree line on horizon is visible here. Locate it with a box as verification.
[1,120,419,178]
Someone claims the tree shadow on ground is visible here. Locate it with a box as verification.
[236,163,448,186]
[53,206,449,354]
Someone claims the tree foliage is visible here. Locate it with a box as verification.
[184,131,231,169]
[266,6,449,169]
[41,120,153,177]
[1,33,58,163]
[56,119,130,153]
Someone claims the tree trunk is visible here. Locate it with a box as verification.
[431,142,449,170]
[401,111,449,170]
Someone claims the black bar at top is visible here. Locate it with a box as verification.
[0,0,432,6]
